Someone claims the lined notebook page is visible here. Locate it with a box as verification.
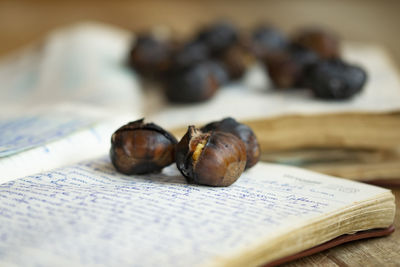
[0,158,390,267]
[0,109,133,183]
[0,122,117,184]
[0,113,97,157]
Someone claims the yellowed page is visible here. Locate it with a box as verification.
[0,159,393,267]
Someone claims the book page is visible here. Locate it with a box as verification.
[0,105,135,183]
[0,110,99,158]
[0,122,115,184]
[0,158,391,267]
[0,22,142,115]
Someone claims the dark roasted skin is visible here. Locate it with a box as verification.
[265,44,319,88]
[218,44,255,80]
[201,117,260,169]
[164,61,227,103]
[250,25,288,59]
[196,21,239,56]
[304,59,367,100]
[175,126,246,187]
[110,119,178,174]
[128,34,173,78]
[293,28,340,59]
[172,41,210,69]
[265,51,299,89]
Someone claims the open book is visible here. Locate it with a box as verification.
[0,157,395,266]
[0,22,396,266]
[0,105,131,183]
[1,22,400,184]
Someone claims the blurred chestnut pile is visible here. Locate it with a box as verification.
[110,117,260,187]
[128,21,367,102]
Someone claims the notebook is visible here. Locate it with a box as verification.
[0,157,395,266]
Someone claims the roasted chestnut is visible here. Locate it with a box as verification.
[164,61,227,103]
[201,117,260,169]
[264,44,319,88]
[175,126,246,187]
[128,33,173,78]
[250,25,288,59]
[110,119,177,174]
[293,28,340,59]
[196,21,239,56]
[304,59,367,100]
[172,40,210,69]
[218,44,255,80]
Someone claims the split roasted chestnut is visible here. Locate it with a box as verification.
[175,126,246,187]
[201,117,260,169]
[110,119,177,174]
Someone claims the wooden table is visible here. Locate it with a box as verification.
[0,0,399,265]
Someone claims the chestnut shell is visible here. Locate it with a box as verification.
[164,61,226,103]
[250,25,288,59]
[110,119,177,174]
[201,117,260,169]
[128,34,173,78]
[196,21,239,56]
[264,45,319,89]
[176,126,246,187]
[293,28,340,59]
[218,44,255,80]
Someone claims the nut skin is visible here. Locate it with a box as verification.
[265,51,299,89]
[304,59,367,100]
[250,25,288,59]
[164,61,227,103]
[172,41,210,69]
[110,119,178,175]
[176,126,246,187]
[196,21,239,56]
[201,117,260,169]
[218,44,255,80]
[264,44,319,88]
[293,28,340,59]
[128,33,173,78]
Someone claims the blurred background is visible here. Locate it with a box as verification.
[0,0,399,67]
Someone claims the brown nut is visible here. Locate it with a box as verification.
[195,21,239,56]
[264,44,319,88]
[110,119,177,174]
[250,25,288,59]
[175,126,246,187]
[201,117,260,169]
[164,61,227,103]
[218,44,255,80]
[293,28,340,59]
[128,33,174,78]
